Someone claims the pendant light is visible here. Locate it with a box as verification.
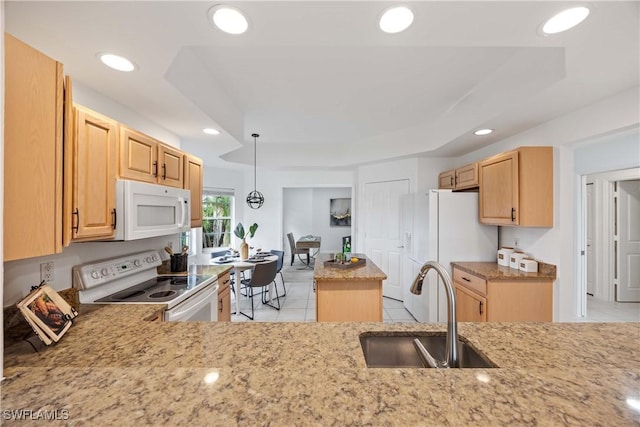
[246,133,264,209]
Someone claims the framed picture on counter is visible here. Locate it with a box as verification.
[17,284,77,344]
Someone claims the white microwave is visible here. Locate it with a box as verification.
[114,180,191,241]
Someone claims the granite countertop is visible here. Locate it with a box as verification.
[314,253,387,281]
[2,303,639,426]
[157,263,233,277]
[452,261,557,281]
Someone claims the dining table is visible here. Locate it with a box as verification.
[296,236,321,268]
[210,253,279,315]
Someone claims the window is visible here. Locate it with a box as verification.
[202,191,234,249]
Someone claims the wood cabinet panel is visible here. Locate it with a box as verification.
[453,267,553,322]
[184,155,203,227]
[438,163,479,190]
[479,147,553,227]
[316,279,382,322]
[71,106,118,240]
[455,284,486,322]
[439,169,455,189]
[455,162,479,190]
[217,272,231,322]
[119,126,158,184]
[479,151,518,224]
[4,34,63,261]
[159,144,184,188]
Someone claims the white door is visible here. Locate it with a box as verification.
[617,179,640,302]
[364,179,410,300]
[586,182,595,296]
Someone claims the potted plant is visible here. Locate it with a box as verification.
[234,222,258,260]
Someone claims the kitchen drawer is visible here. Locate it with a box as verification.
[453,268,487,296]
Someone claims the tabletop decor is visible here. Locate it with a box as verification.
[234,222,258,260]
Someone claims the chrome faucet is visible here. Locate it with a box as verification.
[410,261,459,368]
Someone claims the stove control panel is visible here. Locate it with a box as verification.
[72,250,162,290]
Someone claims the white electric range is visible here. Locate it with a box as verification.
[72,250,219,321]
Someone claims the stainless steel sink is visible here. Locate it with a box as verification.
[360,332,497,368]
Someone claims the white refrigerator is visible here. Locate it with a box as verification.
[404,190,498,323]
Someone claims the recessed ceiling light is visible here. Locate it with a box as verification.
[542,7,590,35]
[379,6,414,34]
[474,129,493,136]
[98,53,136,72]
[210,5,249,35]
[203,128,220,135]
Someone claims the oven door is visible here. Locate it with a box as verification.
[164,283,218,322]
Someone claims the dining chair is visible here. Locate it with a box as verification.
[287,232,310,266]
[270,249,286,297]
[238,260,280,320]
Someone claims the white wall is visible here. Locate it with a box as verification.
[455,86,640,321]
[240,170,354,255]
[282,187,352,256]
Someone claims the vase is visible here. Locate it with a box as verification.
[240,240,249,260]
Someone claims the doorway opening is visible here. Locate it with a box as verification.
[579,168,640,321]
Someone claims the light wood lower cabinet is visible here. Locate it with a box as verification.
[4,34,64,261]
[453,267,553,322]
[315,279,383,322]
[455,284,487,322]
[217,272,231,322]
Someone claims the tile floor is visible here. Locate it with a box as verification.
[230,261,417,323]
[583,296,640,322]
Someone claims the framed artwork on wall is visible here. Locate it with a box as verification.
[330,198,351,226]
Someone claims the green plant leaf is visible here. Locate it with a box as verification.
[248,223,258,238]
[234,223,245,239]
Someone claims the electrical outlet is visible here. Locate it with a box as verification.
[40,261,55,284]
[514,237,520,247]
[167,241,173,250]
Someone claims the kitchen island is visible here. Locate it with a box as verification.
[3,303,639,426]
[314,253,387,322]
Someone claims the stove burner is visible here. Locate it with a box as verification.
[112,290,146,300]
[149,291,177,299]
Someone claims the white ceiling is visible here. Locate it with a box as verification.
[5,1,639,169]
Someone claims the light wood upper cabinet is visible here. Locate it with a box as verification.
[119,126,184,188]
[184,154,203,228]
[455,162,479,190]
[159,144,184,188]
[65,105,118,242]
[479,146,553,227]
[438,169,455,189]
[438,162,479,191]
[4,34,64,261]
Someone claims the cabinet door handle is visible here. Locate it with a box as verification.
[219,300,223,312]
[450,176,454,186]
[223,279,230,285]
[479,301,484,315]
[72,209,79,233]
[111,208,117,229]
[153,161,158,177]
[511,207,516,222]
[162,163,167,180]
